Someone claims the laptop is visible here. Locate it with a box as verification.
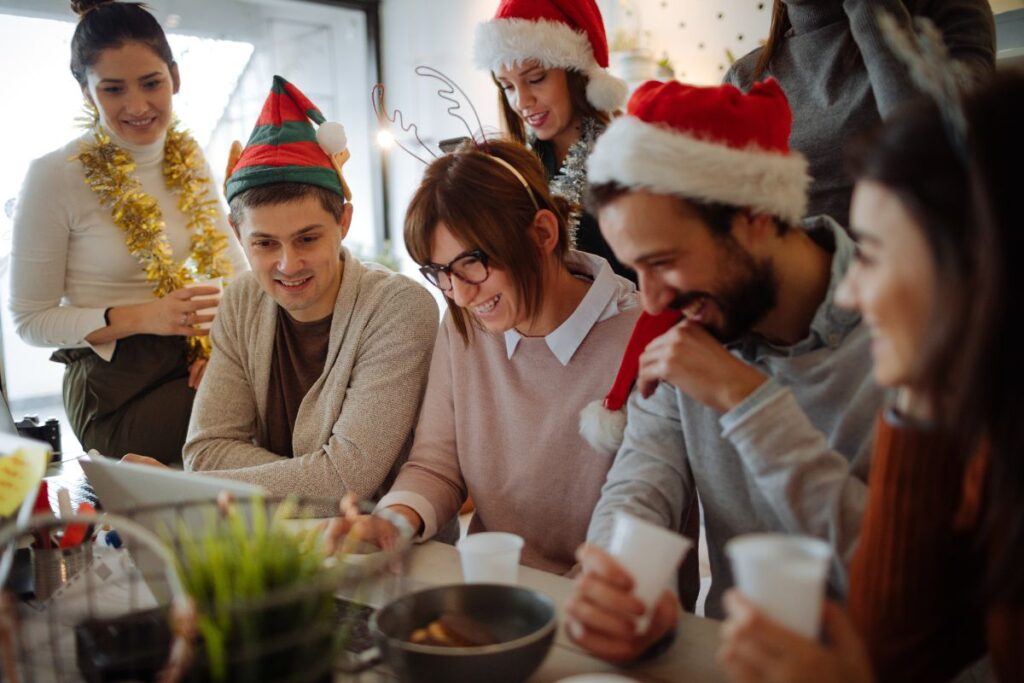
[79,451,262,514]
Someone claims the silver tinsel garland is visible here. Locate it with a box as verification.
[531,116,604,246]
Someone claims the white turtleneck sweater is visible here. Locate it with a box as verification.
[8,126,248,362]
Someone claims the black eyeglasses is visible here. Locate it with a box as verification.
[419,249,491,291]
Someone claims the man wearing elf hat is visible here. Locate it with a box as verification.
[566,79,884,661]
[180,76,438,500]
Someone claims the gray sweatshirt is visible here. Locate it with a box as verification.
[725,0,995,227]
[587,217,885,618]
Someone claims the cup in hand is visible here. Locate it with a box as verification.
[457,532,524,585]
[607,512,693,633]
[184,276,223,331]
[725,533,832,639]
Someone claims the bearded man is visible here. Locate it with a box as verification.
[565,79,884,662]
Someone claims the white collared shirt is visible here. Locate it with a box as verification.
[504,251,634,366]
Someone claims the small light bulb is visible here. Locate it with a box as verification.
[376,129,395,150]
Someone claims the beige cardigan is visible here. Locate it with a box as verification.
[183,248,439,499]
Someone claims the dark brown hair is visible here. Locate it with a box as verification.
[495,68,611,146]
[849,72,1024,604]
[404,139,572,343]
[753,1,860,80]
[229,183,347,225]
[70,1,174,85]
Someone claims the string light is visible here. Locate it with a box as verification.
[376,129,395,150]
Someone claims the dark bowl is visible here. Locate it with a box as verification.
[371,583,557,683]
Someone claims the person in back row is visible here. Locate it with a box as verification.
[9,0,248,464]
[367,138,640,574]
[126,76,438,501]
[564,79,884,661]
[474,0,633,281]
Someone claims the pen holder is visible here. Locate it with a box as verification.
[33,543,93,601]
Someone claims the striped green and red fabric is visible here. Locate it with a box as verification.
[225,75,343,202]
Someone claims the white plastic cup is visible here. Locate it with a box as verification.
[607,512,693,633]
[184,276,223,330]
[457,532,524,584]
[725,533,832,639]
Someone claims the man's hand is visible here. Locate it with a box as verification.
[638,320,766,412]
[564,544,678,663]
[121,453,170,468]
[717,590,874,683]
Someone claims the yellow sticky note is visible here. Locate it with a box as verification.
[0,437,50,517]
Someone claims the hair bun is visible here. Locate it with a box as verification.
[71,0,114,17]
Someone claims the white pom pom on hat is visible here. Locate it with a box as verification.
[316,121,348,156]
[579,309,683,455]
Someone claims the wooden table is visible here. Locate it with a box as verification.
[340,541,726,682]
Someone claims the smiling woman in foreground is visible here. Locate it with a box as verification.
[718,71,1024,683]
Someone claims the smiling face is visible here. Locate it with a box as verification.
[598,191,778,343]
[429,222,522,334]
[495,61,578,149]
[235,193,353,322]
[83,41,178,145]
[836,180,937,388]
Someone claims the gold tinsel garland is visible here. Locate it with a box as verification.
[75,118,232,361]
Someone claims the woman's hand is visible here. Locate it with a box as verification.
[133,285,219,337]
[188,358,208,389]
[564,543,678,663]
[88,286,220,345]
[717,590,874,683]
[323,495,423,555]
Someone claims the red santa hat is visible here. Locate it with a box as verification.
[579,309,683,455]
[474,0,628,112]
[587,78,811,225]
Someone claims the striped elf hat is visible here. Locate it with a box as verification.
[225,75,350,203]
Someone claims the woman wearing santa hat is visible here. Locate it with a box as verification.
[8,0,247,463]
[363,138,641,575]
[474,0,634,282]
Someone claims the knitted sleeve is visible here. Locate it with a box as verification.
[843,0,995,118]
[378,318,468,540]
[847,412,987,682]
[8,151,111,356]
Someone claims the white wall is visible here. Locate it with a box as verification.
[378,0,500,276]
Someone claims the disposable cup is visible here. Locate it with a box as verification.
[185,276,223,330]
[457,532,524,584]
[725,533,832,639]
[607,512,692,633]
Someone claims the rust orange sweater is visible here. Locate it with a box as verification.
[848,413,1023,682]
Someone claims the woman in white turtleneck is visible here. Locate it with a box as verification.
[8,0,247,464]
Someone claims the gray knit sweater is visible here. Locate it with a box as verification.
[587,217,886,619]
[725,0,995,227]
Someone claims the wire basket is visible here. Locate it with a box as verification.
[0,496,414,683]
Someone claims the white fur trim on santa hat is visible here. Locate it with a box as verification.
[579,400,627,456]
[586,67,629,112]
[588,117,811,225]
[475,17,594,73]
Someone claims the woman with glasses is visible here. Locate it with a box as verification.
[371,139,640,574]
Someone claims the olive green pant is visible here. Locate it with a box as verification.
[52,335,195,466]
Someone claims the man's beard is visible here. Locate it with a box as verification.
[669,239,779,344]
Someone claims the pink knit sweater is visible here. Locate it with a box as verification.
[379,255,639,574]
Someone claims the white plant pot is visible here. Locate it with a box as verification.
[610,50,657,86]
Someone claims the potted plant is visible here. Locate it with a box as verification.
[168,498,347,682]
